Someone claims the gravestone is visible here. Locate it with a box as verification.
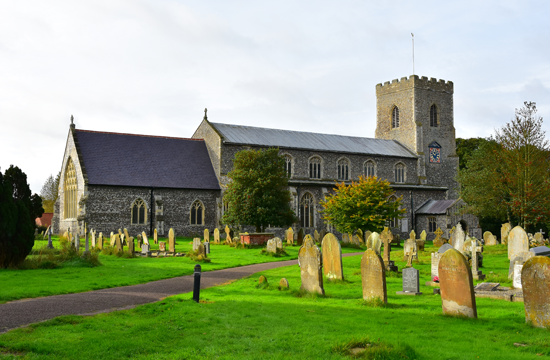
[193,238,201,252]
[534,232,544,245]
[449,226,456,247]
[433,227,445,247]
[159,242,166,251]
[286,227,294,245]
[431,252,442,280]
[197,243,206,257]
[530,246,550,257]
[522,256,550,328]
[274,237,283,250]
[508,226,529,260]
[438,248,477,318]
[321,233,343,280]
[356,229,363,240]
[508,252,534,279]
[169,228,175,252]
[366,232,381,255]
[297,228,305,246]
[380,227,397,271]
[62,230,69,240]
[128,237,135,254]
[75,231,80,251]
[485,233,498,246]
[214,228,220,244]
[90,229,96,248]
[204,228,210,242]
[314,230,320,243]
[298,235,324,295]
[342,233,350,244]
[403,238,418,261]
[226,225,231,242]
[361,249,387,303]
[405,248,417,267]
[364,230,372,244]
[453,223,465,253]
[47,226,53,249]
[142,232,149,245]
[266,239,277,254]
[204,242,210,254]
[115,234,123,253]
[97,233,103,250]
[438,243,453,254]
[110,232,115,246]
[513,263,523,289]
[141,243,150,255]
[420,230,427,241]
[137,235,142,249]
[470,239,486,280]
[319,229,327,243]
[397,267,422,295]
[124,228,130,244]
[120,234,125,246]
[279,278,289,289]
[501,222,512,245]
[352,234,363,246]
[409,230,416,241]
[258,275,267,284]
[416,238,425,252]
[154,228,158,244]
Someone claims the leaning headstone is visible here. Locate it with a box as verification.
[266,239,277,254]
[169,228,175,253]
[286,227,294,245]
[508,226,529,260]
[142,232,149,245]
[501,222,512,245]
[361,249,387,303]
[115,234,123,253]
[274,237,283,250]
[508,252,534,279]
[298,235,324,295]
[397,267,422,295]
[128,237,135,254]
[431,252,442,280]
[522,256,550,328]
[453,223,465,253]
[366,232,381,255]
[124,228,130,244]
[214,228,220,244]
[297,228,305,246]
[433,227,445,248]
[438,243,453,254]
[204,228,210,242]
[193,238,201,252]
[322,233,343,280]
[438,248,477,318]
[154,228,158,244]
[313,230,320,243]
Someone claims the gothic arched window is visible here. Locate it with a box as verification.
[430,104,438,127]
[392,106,399,128]
[337,158,349,181]
[64,158,77,219]
[395,163,405,183]
[300,193,315,228]
[190,200,204,225]
[364,160,376,178]
[284,155,292,178]
[309,157,322,179]
[131,198,147,224]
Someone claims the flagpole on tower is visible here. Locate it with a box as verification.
[411,33,415,75]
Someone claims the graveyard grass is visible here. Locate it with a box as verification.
[0,237,360,303]
[1,243,547,360]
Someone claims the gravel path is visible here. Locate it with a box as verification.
[0,252,362,333]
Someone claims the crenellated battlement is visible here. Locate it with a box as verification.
[376,75,453,94]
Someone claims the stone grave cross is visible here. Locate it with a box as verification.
[434,227,443,239]
[470,240,486,280]
[406,248,417,267]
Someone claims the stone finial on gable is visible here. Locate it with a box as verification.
[70,115,75,130]
[203,108,208,121]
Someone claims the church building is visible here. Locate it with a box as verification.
[52,75,481,240]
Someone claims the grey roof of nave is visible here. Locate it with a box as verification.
[74,130,221,190]
[415,199,457,215]
[210,122,418,158]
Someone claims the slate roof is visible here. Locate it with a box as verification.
[210,122,417,158]
[74,130,220,190]
[415,199,457,215]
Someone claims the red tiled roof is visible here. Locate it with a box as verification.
[36,213,53,227]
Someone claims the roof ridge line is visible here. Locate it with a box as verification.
[75,129,203,141]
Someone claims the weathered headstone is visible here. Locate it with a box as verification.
[321,233,343,280]
[438,248,477,318]
[62,230,69,241]
[319,229,327,243]
[470,239,485,280]
[438,243,453,254]
[169,228,175,253]
[159,242,166,251]
[433,227,445,247]
[225,225,231,241]
[47,226,53,249]
[297,228,305,246]
[75,231,80,250]
[513,263,523,289]
[453,223,465,253]
[409,230,416,241]
[274,237,283,249]
[286,227,294,245]
[534,232,544,245]
[154,228,158,244]
[266,239,277,254]
[313,230,320,243]
[197,243,206,257]
[431,252,442,280]
[142,231,149,245]
[420,230,427,241]
[298,235,324,295]
[128,237,135,254]
[364,230,372,244]
[258,275,267,284]
[352,234,363,246]
[90,229,96,248]
[361,249,387,303]
[97,232,103,250]
[485,233,498,246]
[342,233,350,244]
[501,223,512,245]
[193,238,201,252]
[380,227,396,271]
[508,226,529,260]
[204,242,210,254]
[141,243,150,255]
[483,231,492,244]
[124,228,130,244]
[214,228,220,244]
[204,228,210,242]
[366,232,381,255]
[403,238,418,261]
[110,232,115,246]
[508,252,534,279]
[137,235,142,249]
[279,278,289,289]
[521,256,550,328]
[115,234,123,253]
[397,267,422,295]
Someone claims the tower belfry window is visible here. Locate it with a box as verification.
[392,107,399,128]
[430,104,438,127]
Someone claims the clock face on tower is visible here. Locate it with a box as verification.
[429,147,441,163]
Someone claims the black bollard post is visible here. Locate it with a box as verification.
[193,264,201,303]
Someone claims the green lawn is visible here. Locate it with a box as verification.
[1,243,545,359]
[0,237,360,304]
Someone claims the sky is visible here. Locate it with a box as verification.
[1,0,550,194]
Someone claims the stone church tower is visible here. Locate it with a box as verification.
[375,75,459,198]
